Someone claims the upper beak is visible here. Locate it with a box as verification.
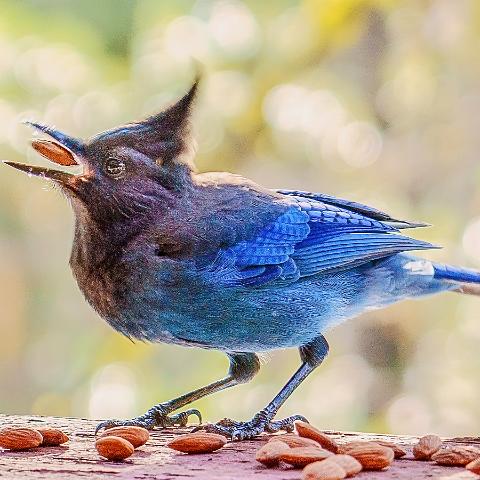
[3,121,84,183]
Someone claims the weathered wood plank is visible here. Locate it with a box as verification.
[0,415,478,479]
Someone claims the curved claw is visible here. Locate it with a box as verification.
[265,414,308,433]
[95,419,132,435]
[169,408,202,427]
[95,420,116,435]
[95,406,203,435]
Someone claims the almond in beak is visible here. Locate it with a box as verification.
[31,139,78,166]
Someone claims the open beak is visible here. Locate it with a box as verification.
[3,121,84,184]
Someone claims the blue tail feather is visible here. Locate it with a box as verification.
[433,263,480,284]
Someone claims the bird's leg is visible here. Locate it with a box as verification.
[95,353,260,433]
[199,335,329,440]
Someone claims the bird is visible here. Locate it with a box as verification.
[5,77,480,440]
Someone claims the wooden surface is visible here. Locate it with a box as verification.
[0,415,479,479]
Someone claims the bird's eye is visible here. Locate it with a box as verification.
[104,157,126,178]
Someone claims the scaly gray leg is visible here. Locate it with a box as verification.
[95,352,260,433]
[198,335,329,440]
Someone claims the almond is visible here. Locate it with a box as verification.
[466,457,480,474]
[337,441,378,454]
[302,460,347,480]
[0,427,43,450]
[342,442,394,470]
[412,434,442,460]
[256,440,290,467]
[95,436,134,460]
[37,427,69,446]
[269,433,321,448]
[375,440,406,459]
[99,426,149,448]
[295,421,339,453]
[327,454,363,477]
[279,446,333,468]
[32,139,77,166]
[166,432,227,454]
[431,446,480,466]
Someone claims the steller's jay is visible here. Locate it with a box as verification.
[5,78,480,440]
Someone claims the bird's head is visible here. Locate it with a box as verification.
[5,80,198,226]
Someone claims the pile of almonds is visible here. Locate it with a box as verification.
[412,433,480,474]
[162,421,480,479]
[95,426,150,460]
[254,423,480,479]
[254,422,396,479]
[0,424,151,462]
[0,426,68,450]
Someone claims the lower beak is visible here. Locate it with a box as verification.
[3,161,75,183]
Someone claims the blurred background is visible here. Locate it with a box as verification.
[1,0,480,437]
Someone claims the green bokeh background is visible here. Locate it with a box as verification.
[1,0,480,436]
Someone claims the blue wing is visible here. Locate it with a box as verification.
[206,192,437,287]
[276,189,429,229]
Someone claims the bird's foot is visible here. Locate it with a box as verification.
[195,410,308,440]
[95,404,202,434]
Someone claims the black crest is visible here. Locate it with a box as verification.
[89,78,200,167]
